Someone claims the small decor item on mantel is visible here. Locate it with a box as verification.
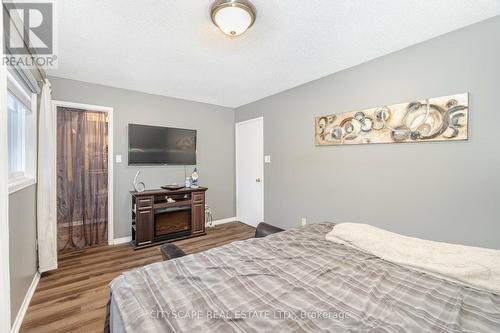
[190,168,199,188]
[314,93,469,146]
[161,184,185,191]
[133,170,145,192]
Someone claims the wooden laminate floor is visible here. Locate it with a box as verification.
[20,222,255,333]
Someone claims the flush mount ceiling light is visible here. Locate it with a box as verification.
[210,0,256,37]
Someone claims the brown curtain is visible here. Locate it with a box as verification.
[57,107,108,252]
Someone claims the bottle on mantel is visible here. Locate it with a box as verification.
[191,168,199,188]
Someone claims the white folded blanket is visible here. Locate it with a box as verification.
[326,223,500,294]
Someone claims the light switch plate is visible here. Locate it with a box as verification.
[264,155,271,163]
[115,155,122,163]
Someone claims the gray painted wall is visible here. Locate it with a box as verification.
[9,185,38,324]
[50,77,236,238]
[236,16,500,249]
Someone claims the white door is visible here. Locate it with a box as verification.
[236,117,264,227]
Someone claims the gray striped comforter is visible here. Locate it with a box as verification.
[110,223,500,332]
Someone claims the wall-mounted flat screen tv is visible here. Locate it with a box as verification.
[128,124,197,165]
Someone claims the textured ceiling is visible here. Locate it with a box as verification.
[47,0,500,108]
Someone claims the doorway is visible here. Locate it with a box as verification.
[54,101,114,252]
[235,117,264,227]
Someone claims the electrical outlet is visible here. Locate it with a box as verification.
[301,217,307,226]
[115,155,122,163]
[264,155,271,163]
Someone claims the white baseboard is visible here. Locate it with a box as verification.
[210,217,238,226]
[113,236,132,245]
[11,271,40,333]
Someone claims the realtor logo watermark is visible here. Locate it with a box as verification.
[3,0,57,68]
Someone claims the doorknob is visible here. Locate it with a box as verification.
[255,177,262,183]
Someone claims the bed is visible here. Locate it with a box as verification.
[108,223,500,332]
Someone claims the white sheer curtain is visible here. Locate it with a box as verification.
[37,79,57,272]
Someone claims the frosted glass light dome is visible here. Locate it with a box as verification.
[211,1,256,37]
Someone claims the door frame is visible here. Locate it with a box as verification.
[235,117,264,226]
[52,100,114,245]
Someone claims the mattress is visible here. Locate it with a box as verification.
[109,223,500,332]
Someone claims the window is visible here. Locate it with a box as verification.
[7,74,37,194]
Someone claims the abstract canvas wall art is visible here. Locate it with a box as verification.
[315,93,468,145]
